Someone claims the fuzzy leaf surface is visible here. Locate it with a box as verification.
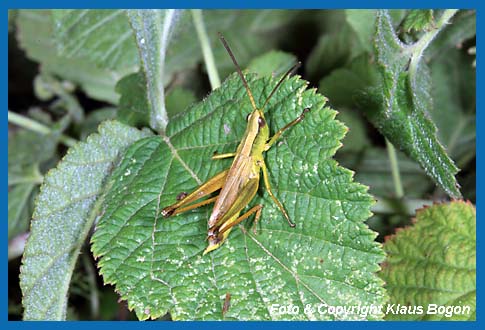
[15,10,126,103]
[92,74,386,320]
[360,10,461,198]
[20,121,151,320]
[380,200,476,320]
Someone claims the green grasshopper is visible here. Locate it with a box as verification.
[162,33,309,254]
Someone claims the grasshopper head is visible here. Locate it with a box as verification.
[246,109,269,146]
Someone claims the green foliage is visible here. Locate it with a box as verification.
[338,148,431,199]
[15,10,124,103]
[380,201,476,320]
[165,87,197,118]
[402,10,434,32]
[91,74,386,320]
[52,10,138,71]
[247,51,297,78]
[20,121,151,320]
[359,10,461,198]
[9,9,475,321]
[8,129,57,240]
[116,72,150,127]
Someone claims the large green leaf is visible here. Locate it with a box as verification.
[15,10,125,104]
[20,121,151,320]
[91,74,386,320]
[380,200,476,320]
[429,48,475,166]
[360,10,461,198]
[52,10,138,71]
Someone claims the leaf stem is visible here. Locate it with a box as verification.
[81,252,100,319]
[408,9,458,83]
[191,9,221,90]
[385,138,404,198]
[8,111,77,147]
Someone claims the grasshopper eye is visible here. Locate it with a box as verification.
[258,117,266,128]
[246,113,251,121]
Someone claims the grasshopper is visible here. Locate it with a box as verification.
[162,33,309,254]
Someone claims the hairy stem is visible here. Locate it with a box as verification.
[408,9,458,85]
[192,9,221,90]
[8,111,77,147]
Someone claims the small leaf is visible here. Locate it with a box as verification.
[247,50,297,78]
[402,10,434,32]
[92,74,386,320]
[8,183,35,240]
[319,53,379,109]
[20,121,151,320]
[345,10,376,53]
[305,25,357,81]
[380,200,476,320]
[360,10,461,198]
[165,87,197,118]
[116,72,150,127]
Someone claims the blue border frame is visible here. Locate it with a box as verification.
[5,0,480,328]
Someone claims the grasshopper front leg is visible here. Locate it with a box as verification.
[265,108,310,150]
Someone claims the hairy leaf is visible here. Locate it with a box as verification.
[360,10,461,198]
[127,10,182,131]
[15,10,124,104]
[52,10,138,71]
[20,121,151,320]
[92,74,386,320]
[402,10,434,32]
[380,200,476,320]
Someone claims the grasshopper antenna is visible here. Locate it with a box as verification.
[261,61,301,111]
[218,32,258,111]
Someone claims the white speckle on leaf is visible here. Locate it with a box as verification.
[223,124,231,135]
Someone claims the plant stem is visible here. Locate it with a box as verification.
[408,9,458,83]
[191,9,221,90]
[385,138,404,198]
[372,197,432,216]
[8,111,77,147]
[82,252,100,319]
